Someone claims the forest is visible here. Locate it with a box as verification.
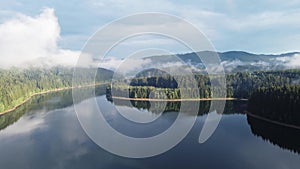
[0,67,113,113]
[106,69,300,126]
[1,67,300,118]
[107,69,300,100]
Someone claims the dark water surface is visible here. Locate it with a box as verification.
[0,90,300,169]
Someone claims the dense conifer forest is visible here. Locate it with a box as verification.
[107,69,300,100]
[0,67,112,113]
[1,67,300,120]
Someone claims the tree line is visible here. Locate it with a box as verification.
[0,67,113,113]
[107,69,300,100]
[1,67,300,116]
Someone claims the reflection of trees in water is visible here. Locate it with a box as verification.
[247,115,300,154]
[108,97,247,116]
[0,86,107,131]
[111,99,207,115]
[248,86,300,126]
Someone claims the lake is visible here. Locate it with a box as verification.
[0,89,300,169]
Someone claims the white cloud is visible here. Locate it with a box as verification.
[276,54,300,68]
[97,58,124,70]
[97,56,201,76]
[88,0,300,37]
[221,59,244,72]
[99,57,152,74]
[87,0,176,15]
[0,8,81,68]
[1,0,300,55]
[2,2,300,69]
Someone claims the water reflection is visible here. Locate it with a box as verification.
[247,115,300,154]
[0,92,300,169]
[108,98,247,116]
[106,97,300,156]
[0,86,107,131]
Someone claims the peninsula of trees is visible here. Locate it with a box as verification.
[106,69,300,100]
[1,66,300,123]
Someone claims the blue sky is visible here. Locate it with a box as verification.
[1,0,300,55]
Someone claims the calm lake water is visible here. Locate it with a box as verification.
[0,89,300,169]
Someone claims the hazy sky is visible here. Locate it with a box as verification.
[1,0,300,67]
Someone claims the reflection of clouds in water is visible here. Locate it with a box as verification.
[218,115,300,169]
[193,114,300,169]
[115,105,162,124]
[1,97,300,168]
[0,98,146,169]
[0,117,45,136]
[237,137,300,169]
[0,111,47,137]
[87,96,181,137]
[0,106,90,169]
[45,96,62,104]
[39,107,91,168]
[19,104,146,168]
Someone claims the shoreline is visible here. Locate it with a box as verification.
[0,84,247,115]
[245,111,300,130]
[0,83,107,116]
[111,96,248,102]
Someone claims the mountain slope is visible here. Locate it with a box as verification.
[146,51,300,72]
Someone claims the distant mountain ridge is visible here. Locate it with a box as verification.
[146,51,300,72]
[148,50,300,62]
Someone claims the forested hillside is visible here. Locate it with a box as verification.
[1,67,300,116]
[107,69,300,100]
[0,67,113,113]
